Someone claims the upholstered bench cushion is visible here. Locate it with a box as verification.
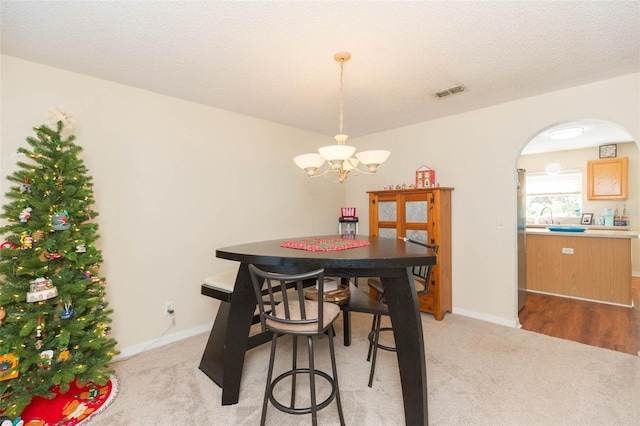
[202,266,285,315]
[203,266,240,293]
[201,266,241,302]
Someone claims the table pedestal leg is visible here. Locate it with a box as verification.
[209,264,255,405]
[382,269,428,426]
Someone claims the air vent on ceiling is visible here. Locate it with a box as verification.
[432,84,466,98]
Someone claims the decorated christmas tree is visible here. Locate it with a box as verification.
[0,108,118,417]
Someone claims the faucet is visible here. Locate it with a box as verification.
[540,207,553,224]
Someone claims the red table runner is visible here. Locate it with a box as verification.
[280,237,370,252]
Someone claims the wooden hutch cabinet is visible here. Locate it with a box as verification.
[368,187,453,320]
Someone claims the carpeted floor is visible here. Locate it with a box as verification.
[90,292,640,425]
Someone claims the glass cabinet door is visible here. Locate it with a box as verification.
[371,193,429,242]
[376,200,397,239]
[379,227,397,239]
[378,201,396,222]
[406,229,427,243]
[405,200,427,223]
[404,196,428,243]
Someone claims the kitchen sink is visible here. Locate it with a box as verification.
[547,226,587,232]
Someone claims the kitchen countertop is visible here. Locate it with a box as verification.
[526,227,639,239]
[526,223,632,231]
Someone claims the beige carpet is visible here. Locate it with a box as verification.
[90,298,640,425]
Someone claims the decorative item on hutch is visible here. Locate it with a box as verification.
[415,165,435,188]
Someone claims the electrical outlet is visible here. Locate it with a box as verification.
[164,301,175,316]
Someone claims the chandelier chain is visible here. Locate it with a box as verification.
[338,57,344,139]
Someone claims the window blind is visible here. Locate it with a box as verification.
[526,170,582,195]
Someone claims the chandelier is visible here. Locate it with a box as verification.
[293,52,390,183]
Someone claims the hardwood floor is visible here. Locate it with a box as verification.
[518,277,640,356]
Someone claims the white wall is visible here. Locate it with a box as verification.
[346,73,640,326]
[2,55,639,351]
[0,55,345,354]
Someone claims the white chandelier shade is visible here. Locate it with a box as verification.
[355,150,392,172]
[294,147,390,180]
[343,157,359,171]
[293,51,390,183]
[318,144,356,169]
[293,153,326,176]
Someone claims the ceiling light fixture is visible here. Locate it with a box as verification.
[548,127,584,140]
[294,52,390,183]
[545,162,562,175]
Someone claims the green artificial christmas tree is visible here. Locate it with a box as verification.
[0,108,118,417]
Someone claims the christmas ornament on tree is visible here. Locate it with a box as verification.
[0,107,118,417]
[19,234,33,249]
[51,210,71,231]
[44,105,76,130]
[0,354,19,381]
[26,278,57,303]
[17,209,31,223]
[19,180,30,194]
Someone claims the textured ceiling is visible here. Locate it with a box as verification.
[1,1,639,149]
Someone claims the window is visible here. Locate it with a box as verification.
[526,170,582,218]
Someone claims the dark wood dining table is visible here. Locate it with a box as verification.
[199,235,437,426]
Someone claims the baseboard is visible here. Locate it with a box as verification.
[451,307,518,328]
[527,289,633,308]
[113,322,212,361]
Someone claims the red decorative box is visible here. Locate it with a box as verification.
[415,165,435,188]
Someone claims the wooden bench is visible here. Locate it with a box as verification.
[198,266,361,387]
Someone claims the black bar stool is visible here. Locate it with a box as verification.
[248,264,345,426]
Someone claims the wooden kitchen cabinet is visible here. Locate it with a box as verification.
[526,232,632,305]
[368,188,453,320]
[587,156,628,200]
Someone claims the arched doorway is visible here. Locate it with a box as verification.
[516,119,640,355]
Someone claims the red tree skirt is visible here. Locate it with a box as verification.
[19,375,118,425]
